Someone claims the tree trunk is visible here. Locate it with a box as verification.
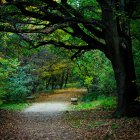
[99,0,140,117]
[64,68,69,88]
[51,77,55,90]
[111,48,139,116]
[112,22,140,116]
[46,77,51,90]
[60,72,65,89]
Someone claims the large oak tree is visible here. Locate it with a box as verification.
[0,0,140,116]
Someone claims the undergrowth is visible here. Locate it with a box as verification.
[0,103,30,111]
[70,96,117,111]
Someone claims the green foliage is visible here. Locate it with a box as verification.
[65,82,81,88]
[0,55,38,102]
[131,19,140,89]
[68,0,101,20]
[70,96,117,111]
[97,96,117,110]
[73,50,116,97]
[111,123,118,129]
[0,103,30,111]
[84,76,93,89]
[81,92,99,102]
[0,33,31,58]
[0,56,19,98]
[31,47,74,90]
[5,65,36,102]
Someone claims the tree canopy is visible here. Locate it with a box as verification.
[0,0,139,56]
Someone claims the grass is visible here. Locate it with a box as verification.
[65,82,82,88]
[70,96,117,111]
[0,103,30,111]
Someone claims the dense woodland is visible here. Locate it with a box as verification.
[0,0,140,117]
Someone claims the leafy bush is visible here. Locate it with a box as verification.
[97,96,117,110]
[73,50,116,98]
[4,65,38,102]
[0,57,38,103]
[0,56,19,99]
[81,92,99,102]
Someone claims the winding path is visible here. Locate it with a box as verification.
[23,102,69,113]
[1,88,140,140]
[19,88,86,140]
[23,88,86,114]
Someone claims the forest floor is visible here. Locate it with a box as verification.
[0,88,140,140]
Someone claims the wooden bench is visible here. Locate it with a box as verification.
[71,98,78,105]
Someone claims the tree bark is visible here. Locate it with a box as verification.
[111,47,139,116]
[99,0,140,116]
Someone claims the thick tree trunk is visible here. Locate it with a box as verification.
[99,0,140,117]
[112,31,140,116]
[111,49,139,116]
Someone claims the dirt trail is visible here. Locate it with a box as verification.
[23,102,69,113]
[23,88,86,115]
[1,88,140,140]
[35,88,86,102]
[19,88,86,140]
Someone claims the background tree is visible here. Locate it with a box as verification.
[73,50,115,96]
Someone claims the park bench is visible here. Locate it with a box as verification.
[71,98,78,105]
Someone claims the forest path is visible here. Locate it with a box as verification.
[1,88,140,140]
[23,102,69,113]
[23,88,86,114]
[19,88,86,140]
